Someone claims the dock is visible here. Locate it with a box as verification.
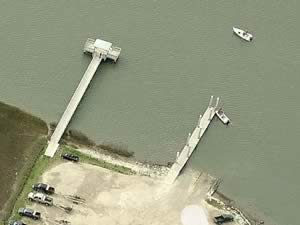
[165,96,219,184]
[45,38,121,157]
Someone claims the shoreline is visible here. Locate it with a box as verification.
[66,144,170,178]
[72,144,260,225]
[3,138,260,225]
[0,101,262,225]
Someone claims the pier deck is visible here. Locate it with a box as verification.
[45,38,121,157]
[165,96,219,184]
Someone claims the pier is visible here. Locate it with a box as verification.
[165,96,219,184]
[45,38,121,157]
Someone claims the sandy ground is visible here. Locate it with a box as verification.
[23,161,240,225]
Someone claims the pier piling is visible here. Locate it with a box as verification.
[198,126,202,139]
[215,97,220,109]
[197,114,202,127]
[209,95,214,107]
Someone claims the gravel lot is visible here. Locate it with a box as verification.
[25,161,238,225]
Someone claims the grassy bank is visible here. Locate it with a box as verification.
[0,101,48,222]
[2,137,48,219]
[9,149,54,221]
[61,145,135,175]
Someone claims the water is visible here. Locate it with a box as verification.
[0,1,299,224]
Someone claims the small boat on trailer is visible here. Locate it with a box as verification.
[233,27,253,42]
[216,108,230,125]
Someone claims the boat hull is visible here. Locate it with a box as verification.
[233,27,253,42]
[216,110,230,125]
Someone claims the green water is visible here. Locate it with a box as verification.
[0,1,299,224]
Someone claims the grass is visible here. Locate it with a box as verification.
[1,137,49,224]
[97,143,134,158]
[9,154,53,221]
[0,101,48,222]
[61,145,135,175]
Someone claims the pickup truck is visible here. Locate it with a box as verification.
[214,214,234,224]
[32,183,55,194]
[61,153,79,162]
[18,208,41,220]
[28,192,53,206]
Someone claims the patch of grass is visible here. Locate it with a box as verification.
[9,156,51,221]
[8,142,62,222]
[1,137,48,223]
[61,145,135,175]
[0,101,48,221]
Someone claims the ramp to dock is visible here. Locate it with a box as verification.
[165,96,219,184]
[45,38,121,157]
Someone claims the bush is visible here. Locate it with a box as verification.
[97,143,134,158]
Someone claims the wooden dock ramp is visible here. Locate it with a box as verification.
[165,96,219,184]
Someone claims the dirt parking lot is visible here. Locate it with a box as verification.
[26,161,238,225]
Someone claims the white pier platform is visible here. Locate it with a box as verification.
[45,38,121,157]
[165,96,219,184]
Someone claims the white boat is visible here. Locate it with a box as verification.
[216,108,230,125]
[233,27,253,42]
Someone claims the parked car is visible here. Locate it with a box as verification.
[32,183,55,194]
[214,214,234,224]
[18,208,41,220]
[28,192,53,206]
[61,153,79,162]
[8,221,26,225]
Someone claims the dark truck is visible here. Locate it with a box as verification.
[214,214,234,224]
[61,153,79,162]
[32,183,55,194]
[18,208,41,220]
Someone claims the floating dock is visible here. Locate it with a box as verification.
[45,38,121,157]
[165,96,219,184]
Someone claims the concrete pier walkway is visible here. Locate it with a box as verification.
[45,38,121,157]
[165,96,219,184]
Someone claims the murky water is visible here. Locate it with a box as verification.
[0,1,299,224]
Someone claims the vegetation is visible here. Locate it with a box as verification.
[51,122,134,158]
[63,129,96,147]
[0,101,133,223]
[9,143,57,221]
[50,123,96,147]
[61,145,135,175]
[0,101,48,223]
[97,143,134,158]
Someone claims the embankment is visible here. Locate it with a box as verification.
[0,101,48,221]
